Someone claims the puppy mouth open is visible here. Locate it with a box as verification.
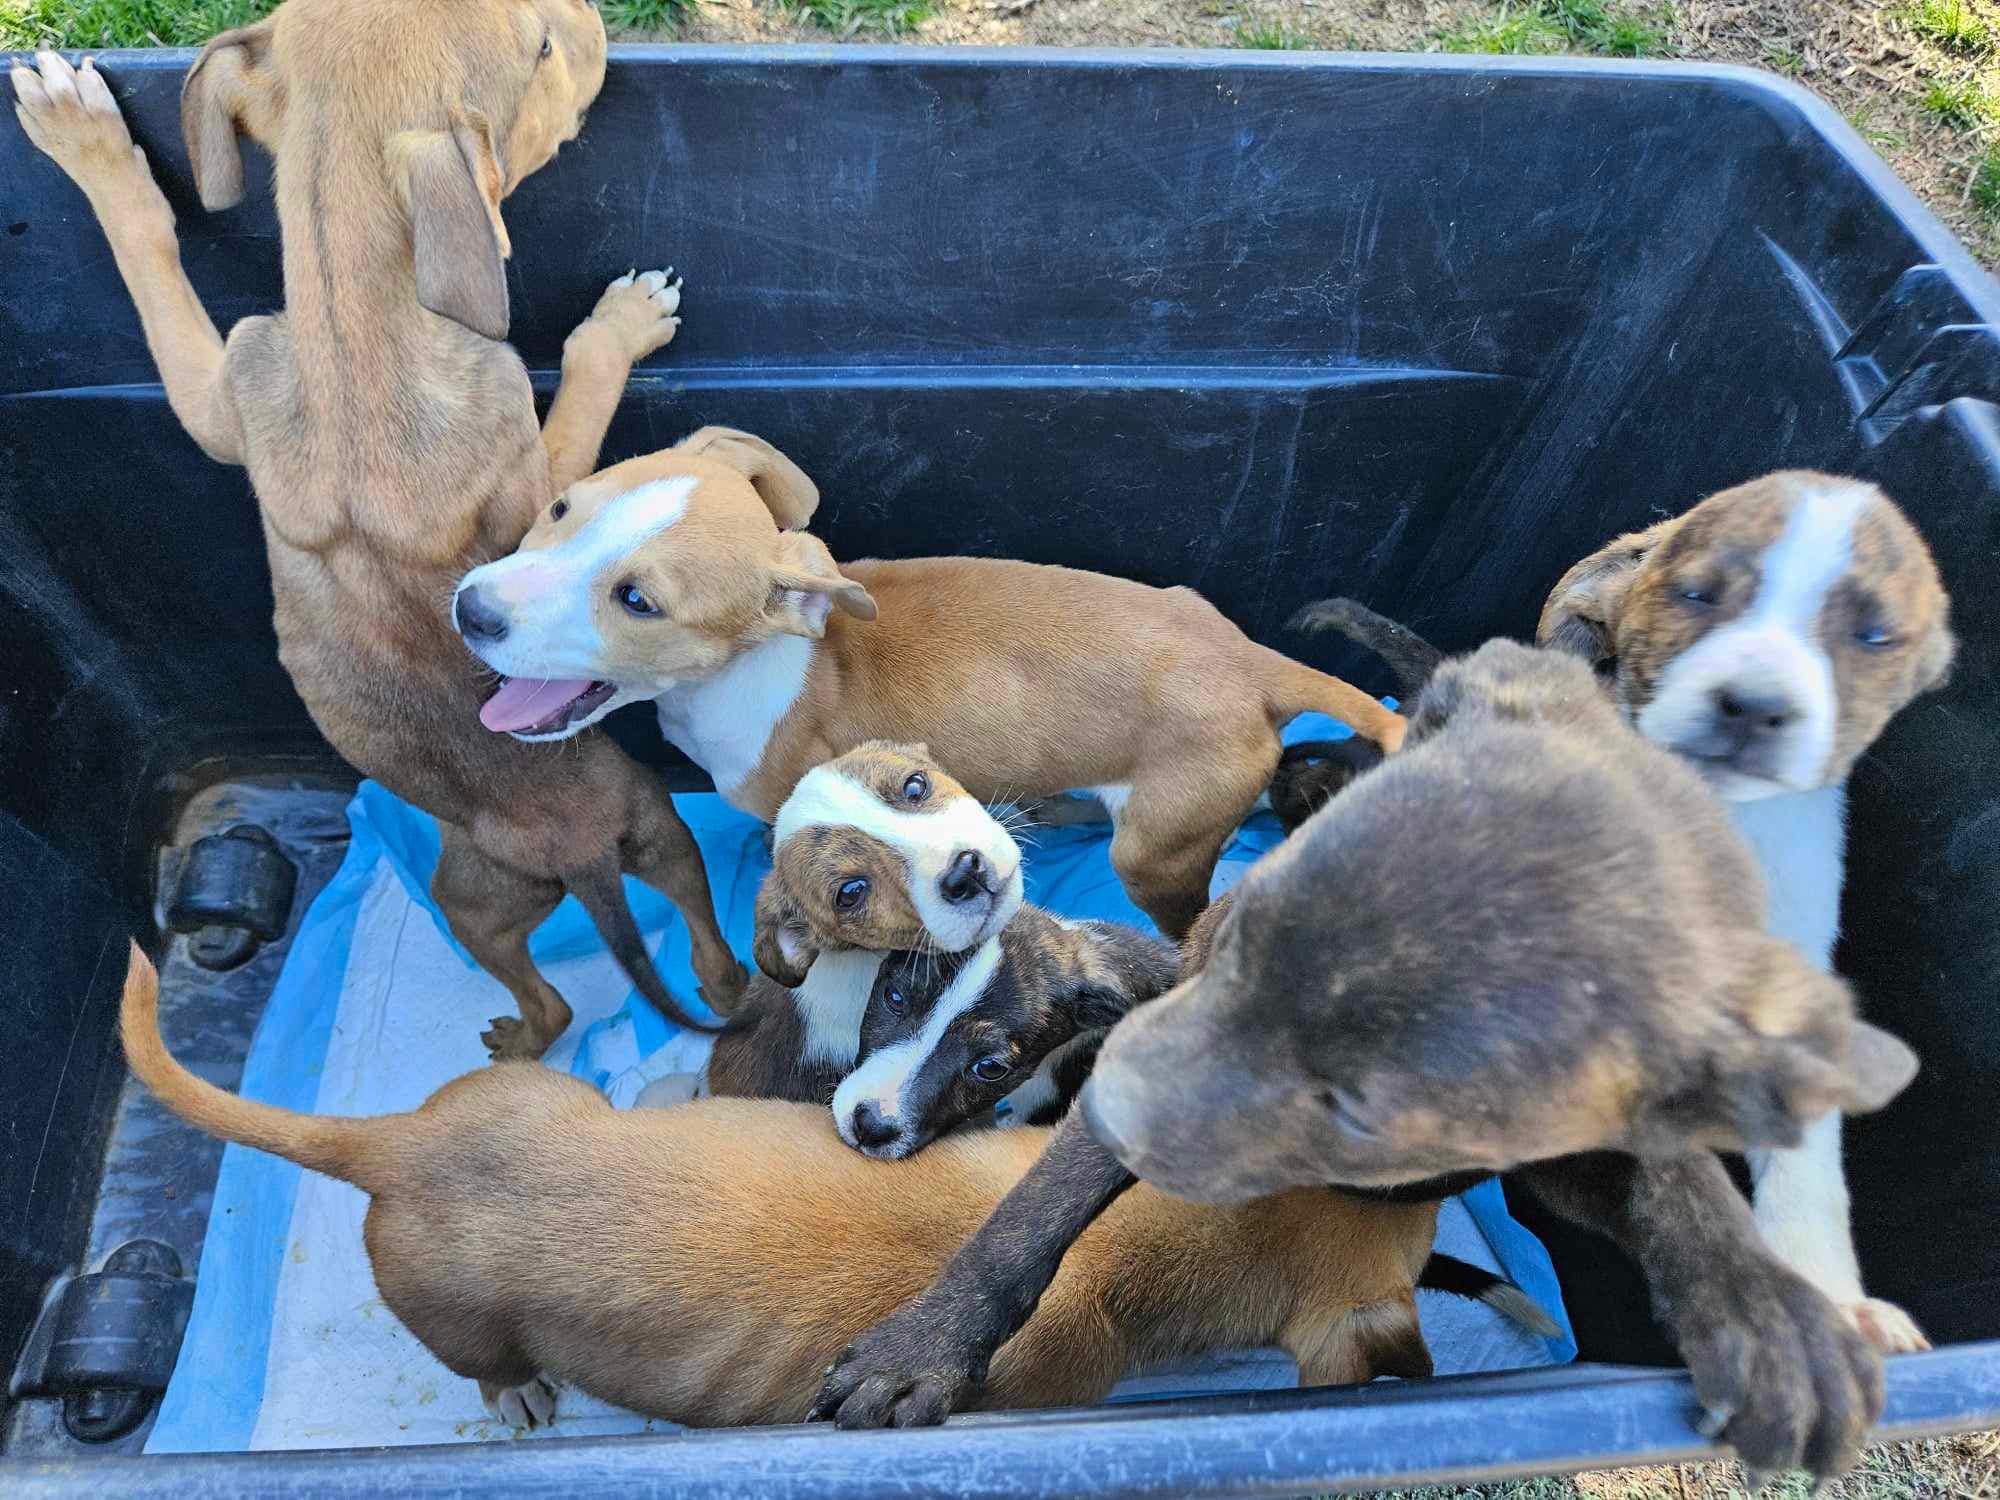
[479,676,620,736]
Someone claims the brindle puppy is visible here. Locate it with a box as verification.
[813,643,1916,1487]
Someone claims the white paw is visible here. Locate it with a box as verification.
[482,1374,559,1429]
[1847,1297,1930,1355]
[582,267,683,360]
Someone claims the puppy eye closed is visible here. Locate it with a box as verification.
[834,877,869,911]
[1854,622,1898,649]
[614,583,658,617]
[968,1056,1012,1084]
[550,498,569,521]
[902,772,929,803]
[1678,583,1720,607]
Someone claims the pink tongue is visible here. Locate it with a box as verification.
[480,677,593,733]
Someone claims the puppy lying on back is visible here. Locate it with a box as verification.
[120,942,1498,1430]
[638,742,1025,1108]
[832,905,1179,1159]
[815,644,1916,1485]
[448,428,1404,939]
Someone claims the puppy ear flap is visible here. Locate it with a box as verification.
[392,109,511,341]
[181,17,282,211]
[675,427,821,530]
[1536,518,1675,670]
[765,531,878,639]
[1916,617,1957,694]
[1065,982,1134,1034]
[751,874,818,988]
[1838,1020,1921,1114]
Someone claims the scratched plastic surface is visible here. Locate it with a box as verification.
[2,45,1998,1493]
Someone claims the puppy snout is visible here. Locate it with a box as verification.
[849,1101,899,1151]
[940,849,991,905]
[455,584,509,644]
[1714,685,1800,735]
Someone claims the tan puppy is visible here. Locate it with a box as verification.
[11,7,745,1057]
[118,943,1445,1429]
[450,430,1406,938]
[1537,472,1953,1353]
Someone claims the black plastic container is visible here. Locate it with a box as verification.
[2,45,1996,1497]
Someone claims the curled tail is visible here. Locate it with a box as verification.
[1260,651,1407,753]
[1289,598,1444,699]
[566,861,724,1034]
[118,941,384,1189]
[1418,1252,1562,1339]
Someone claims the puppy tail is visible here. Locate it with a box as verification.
[1288,598,1444,700]
[118,941,386,1189]
[1259,648,1407,753]
[1417,1252,1563,1339]
[567,861,725,1034]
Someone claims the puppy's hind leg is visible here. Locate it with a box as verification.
[541,269,685,492]
[1111,761,1271,941]
[620,777,749,1018]
[11,54,245,464]
[432,824,572,1059]
[480,1374,560,1431]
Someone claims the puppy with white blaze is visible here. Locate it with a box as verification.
[1539,469,1955,1354]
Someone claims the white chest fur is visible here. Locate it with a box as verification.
[654,634,815,807]
[1729,782,1847,970]
[792,948,886,1067]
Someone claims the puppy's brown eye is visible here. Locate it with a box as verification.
[902,772,929,803]
[615,583,658,617]
[834,877,869,911]
[968,1056,1011,1084]
[550,498,569,521]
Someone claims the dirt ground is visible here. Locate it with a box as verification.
[651,0,2000,264]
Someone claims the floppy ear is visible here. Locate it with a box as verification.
[392,109,511,341]
[675,427,821,529]
[752,873,818,988]
[765,531,878,639]
[1536,518,1676,669]
[1915,616,1957,694]
[181,18,282,211]
[1837,1020,1920,1114]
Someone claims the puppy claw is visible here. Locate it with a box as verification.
[481,1015,549,1061]
[13,49,147,189]
[577,265,687,361]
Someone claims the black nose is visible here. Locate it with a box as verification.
[940,849,990,904]
[851,1102,899,1149]
[1713,685,1799,737]
[455,584,508,643]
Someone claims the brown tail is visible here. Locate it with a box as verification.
[567,860,724,1034]
[119,941,388,1190]
[1260,647,1407,753]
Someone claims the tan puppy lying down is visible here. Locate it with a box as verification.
[449,429,1405,938]
[121,944,1455,1428]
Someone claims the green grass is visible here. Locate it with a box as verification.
[1921,71,1995,127]
[1764,43,1804,75]
[777,0,936,33]
[1972,145,2000,216]
[1432,0,1671,59]
[1904,0,1995,56]
[1233,20,1313,48]
[1,0,276,49]
[600,0,699,35]
[1847,102,1909,150]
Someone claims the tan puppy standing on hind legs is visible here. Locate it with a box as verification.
[12,3,745,1054]
[451,430,1406,939]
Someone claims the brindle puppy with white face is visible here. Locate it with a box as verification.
[831,907,1177,1159]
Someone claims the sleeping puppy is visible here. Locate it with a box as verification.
[120,942,1471,1429]
[815,643,1917,1486]
[636,742,1024,1108]
[831,906,1178,1159]
[1535,471,1952,1354]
